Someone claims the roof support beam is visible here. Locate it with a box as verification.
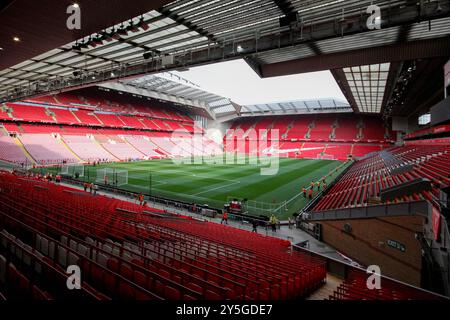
[331,69,360,113]
[272,0,296,17]
[262,36,450,77]
[157,7,217,43]
[243,56,263,78]
[3,1,450,102]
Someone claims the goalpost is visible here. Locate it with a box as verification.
[318,154,335,160]
[61,164,85,178]
[95,168,128,187]
[226,196,287,218]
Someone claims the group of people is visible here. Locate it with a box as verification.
[302,177,328,199]
[220,211,294,234]
[83,182,98,195]
[20,171,62,183]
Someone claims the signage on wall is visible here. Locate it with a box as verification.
[387,240,406,253]
[432,207,441,241]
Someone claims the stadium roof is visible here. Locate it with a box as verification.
[0,0,449,117]
[100,71,351,121]
[241,99,351,116]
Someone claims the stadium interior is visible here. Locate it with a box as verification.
[0,0,450,303]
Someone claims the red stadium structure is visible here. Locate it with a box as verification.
[0,0,450,305]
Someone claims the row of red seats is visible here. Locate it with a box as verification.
[329,270,440,300]
[0,172,326,300]
[0,229,106,300]
[25,90,193,124]
[313,144,450,212]
[228,115,392,143]
[2,122,198,137]
[224,139,386,161]
[6,103,194,130]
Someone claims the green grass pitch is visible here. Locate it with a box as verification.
[44,156,347,220]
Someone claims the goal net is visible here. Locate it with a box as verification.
[61,164,84,178]
[318,154,335,160]
[95,168,128,187]
[226,196,286,218]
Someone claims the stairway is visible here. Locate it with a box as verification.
[70,110,82,124]
[151,119,162,130]
[282,120,294,139]
[123,136,148,157]
[138,118,148,129]
[261,122,274,140]
[93,113,104,126]
[0,126,9,136]
[330,124,337,140]
[322,143,329,156]
[16,123,24,133]
[53,95,62,105]
[119,136,146,157]
[307,274,344,300]
[305,121,315,139]
[45,108,58,123]
[13,137,36,165]
[58,136,83,162]
[117,116,127,127]
[1,104,14,119]
[92,136,120,161]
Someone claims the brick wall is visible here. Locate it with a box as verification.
[320,216,424,286]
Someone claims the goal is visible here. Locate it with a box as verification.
[318,154,335,160]
[95,168,128,187]
[61,164,84,178]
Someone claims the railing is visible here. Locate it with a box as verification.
[305,200,430,221]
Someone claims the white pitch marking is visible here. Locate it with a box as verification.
[191,181,241,196]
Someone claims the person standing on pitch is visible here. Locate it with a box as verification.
[252,219,258,233]
[308,188,313,199]
[221,211,229,225]
[269,215,277,232]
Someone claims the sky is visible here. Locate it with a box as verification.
[171,59,347,106]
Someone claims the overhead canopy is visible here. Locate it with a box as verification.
[0,0,449,117]
[241,99,351,116]
[100,71,351,121]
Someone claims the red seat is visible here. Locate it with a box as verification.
[186,282,203,295]
[119,280,135,300]
[164,286,181,300]
[106,258,119,272]
[133,271,148,288]
[205,290,222,300]
[120,264,133,280]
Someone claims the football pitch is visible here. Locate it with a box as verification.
[47,156,347,219]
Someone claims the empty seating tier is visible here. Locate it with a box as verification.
[313,144,450,212]
[0,171,327,300]
[329,269,440,300]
